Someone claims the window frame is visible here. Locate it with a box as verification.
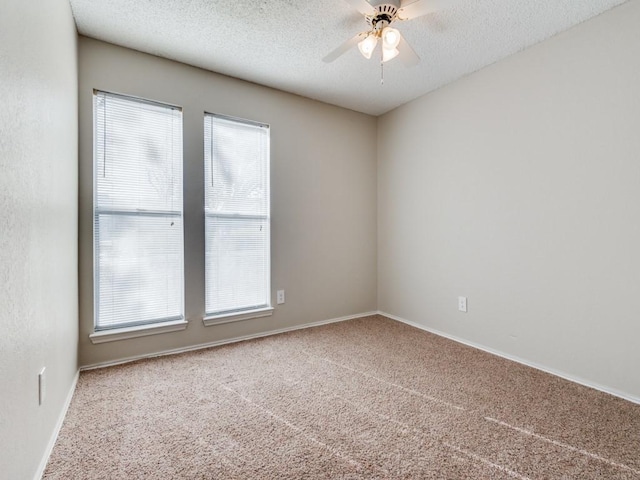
[202,112,273,326]
[90,90,187,342]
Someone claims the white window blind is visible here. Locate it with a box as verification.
[94,91,184,331]
[204,113,270,316]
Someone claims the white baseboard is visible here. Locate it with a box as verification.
[379,311,640,406]
[34,369,80,480]
[81,311,379,371]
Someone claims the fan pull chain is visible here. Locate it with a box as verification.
[380,45,385,85]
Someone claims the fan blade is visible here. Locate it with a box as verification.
[323,32,367,63]
[344,0,376,16]
[398,0,456,20]
[397,34,420,67]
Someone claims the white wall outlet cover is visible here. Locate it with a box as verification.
[458,296,468,313]
[277,290,285,305]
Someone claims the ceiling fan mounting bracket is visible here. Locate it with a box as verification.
[368,0,401,9]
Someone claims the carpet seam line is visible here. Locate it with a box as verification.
[484,416,640,475]
[334,393,531,480]
[305,352,466,412]
[215,381,391,476]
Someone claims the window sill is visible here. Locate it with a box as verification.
[203,307,274,327]
[89,319,188,344]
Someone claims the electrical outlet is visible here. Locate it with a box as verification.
[277,290,285,305]
[38,367,46,406]
[458,296,467,313]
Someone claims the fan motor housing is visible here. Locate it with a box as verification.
[366,0,401,29]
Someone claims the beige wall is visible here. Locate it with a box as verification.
[78,37,378,367]
[378,1,640,401]
[0,0,79,478]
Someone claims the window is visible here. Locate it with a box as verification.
[204,113,271,322]
[93,91,184,334]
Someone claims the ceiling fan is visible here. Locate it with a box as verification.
[323,0,454,67]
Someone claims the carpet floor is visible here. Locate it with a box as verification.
[44,315,640,479]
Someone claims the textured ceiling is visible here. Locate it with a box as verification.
[68,0,627,116]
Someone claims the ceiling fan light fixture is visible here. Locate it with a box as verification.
[358,34,378,59]
[381,27,400,50]
[323,0,429,71]
[382,46,399,63]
